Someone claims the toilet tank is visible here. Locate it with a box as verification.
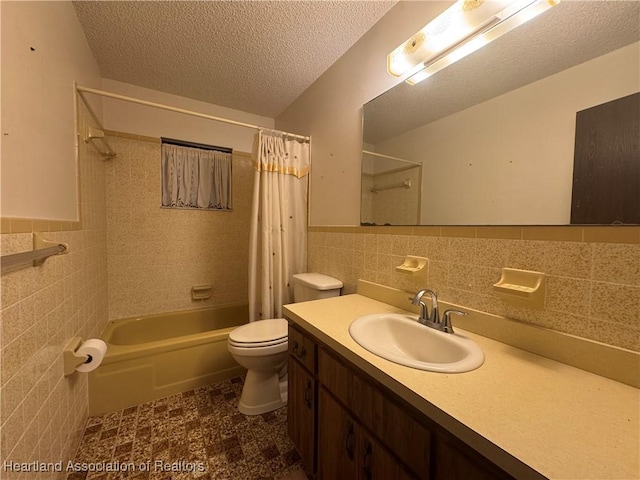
[292,273,343,303]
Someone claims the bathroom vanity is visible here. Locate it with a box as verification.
[284,286,640,480]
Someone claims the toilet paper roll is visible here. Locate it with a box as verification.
[75,339,108,373]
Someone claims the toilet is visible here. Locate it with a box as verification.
[228,273,343,415]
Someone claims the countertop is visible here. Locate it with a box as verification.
[284,294,640,480]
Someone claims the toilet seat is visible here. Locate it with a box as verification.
[229,337,287,348]
[228,318,288,347]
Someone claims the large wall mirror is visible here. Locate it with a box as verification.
[361,1,639,226]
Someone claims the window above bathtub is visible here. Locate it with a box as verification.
[161,138,233,211]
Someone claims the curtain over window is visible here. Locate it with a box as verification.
[161,141,232,210]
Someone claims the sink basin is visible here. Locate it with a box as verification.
[349,313,484,373]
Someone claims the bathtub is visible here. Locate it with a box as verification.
[88,304,248,415]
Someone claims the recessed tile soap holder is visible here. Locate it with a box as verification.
[395,255,429,283]
[192,284,213,300]
[493,268,545,308]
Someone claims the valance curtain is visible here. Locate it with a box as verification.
[161,143,232,210]
[248,131,310,322]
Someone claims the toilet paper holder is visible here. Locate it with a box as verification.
[63,337,91,376]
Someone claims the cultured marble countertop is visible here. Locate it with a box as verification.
[283,294,640,480]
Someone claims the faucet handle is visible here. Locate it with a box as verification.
[441,309,468,334]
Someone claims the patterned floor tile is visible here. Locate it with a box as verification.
[69,377,305,480]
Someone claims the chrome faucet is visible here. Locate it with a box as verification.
[410,289,468,334]
[410,288,438,325]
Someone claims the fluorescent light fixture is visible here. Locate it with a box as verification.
[387,0,559,86]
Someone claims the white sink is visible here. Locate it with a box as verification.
[349,313,484,373]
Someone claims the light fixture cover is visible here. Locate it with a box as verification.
[387,0,559,85]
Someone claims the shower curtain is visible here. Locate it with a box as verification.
[248,131,310,322]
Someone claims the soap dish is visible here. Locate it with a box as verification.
[395,255,429,285]
[493,268,545,308]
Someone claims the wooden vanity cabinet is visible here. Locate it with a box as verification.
[287,323,515,480]
[318,348,425,479]
[434,438,513,480]
[318,387,415,480]
[288,325,318,473]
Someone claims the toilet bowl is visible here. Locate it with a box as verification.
[228,318,289,415]
[228,273,343,415]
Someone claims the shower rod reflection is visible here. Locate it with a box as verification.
[362,150,421,166]
[371,178,412,193]
[75,85,310,142]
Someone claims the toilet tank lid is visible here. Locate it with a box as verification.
[292,273,343,290]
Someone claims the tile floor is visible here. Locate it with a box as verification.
[68,377,306,480]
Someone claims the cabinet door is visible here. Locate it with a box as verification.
[360,432,417,480]
[318,387,358,480]
[319,388,417,480]
[288,356,316,472]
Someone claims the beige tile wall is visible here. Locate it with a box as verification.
[308,226,640,352]
[0,103,109,477]
[104,133,253,320]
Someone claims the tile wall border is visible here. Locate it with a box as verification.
[308,225,640,244]
[0,217,81,234]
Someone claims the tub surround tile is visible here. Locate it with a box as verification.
[104,135,253,320]
[70,377,304,480]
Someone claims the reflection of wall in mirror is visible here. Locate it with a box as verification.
[371,42,639,225]
[361,174,374,224]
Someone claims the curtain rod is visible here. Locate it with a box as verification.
[161,137,232,154]
[75,84,310,142]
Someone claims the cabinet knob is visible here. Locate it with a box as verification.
[292,340,307,359]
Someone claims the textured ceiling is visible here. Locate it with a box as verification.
[364,1,640,144]
[73,0,396,118]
